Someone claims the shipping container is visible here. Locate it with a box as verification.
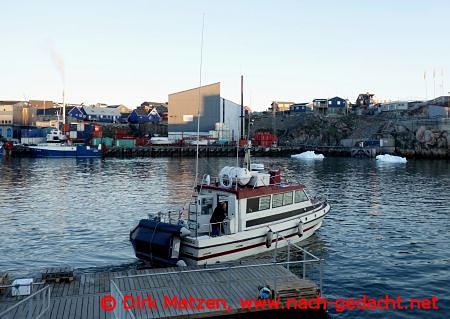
[84,123,94,133]
[135,137,149,146]
[92,131,103,138]
[77,123,85,131]
[62,124,70,133]
[91,137,113,147]
[115,139,136,148]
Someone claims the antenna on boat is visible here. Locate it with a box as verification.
[194,13,205,190]
[62,89,66,126]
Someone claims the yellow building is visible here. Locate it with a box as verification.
[271,101,294,112]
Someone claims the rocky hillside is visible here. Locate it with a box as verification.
[251,113,374,146]
[251,112,450,158]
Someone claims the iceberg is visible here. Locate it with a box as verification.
[291,151,325,160]
[376,154,407,163]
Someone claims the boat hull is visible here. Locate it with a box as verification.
[180,203,329,265]
[28,145,102,158]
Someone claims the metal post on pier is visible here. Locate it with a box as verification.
[178,270,182,298]
[303,251,306,279]
[272,232,279,262]
[320,259,323,295]
[28,296,32,319]
[287,240,291,271]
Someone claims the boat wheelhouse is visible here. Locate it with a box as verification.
[130,165,330,267]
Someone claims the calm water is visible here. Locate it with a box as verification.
[0,156,449,318]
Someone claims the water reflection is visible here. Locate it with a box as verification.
[0,156,449,318]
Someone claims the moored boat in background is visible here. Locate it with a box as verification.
[27,128,103,158]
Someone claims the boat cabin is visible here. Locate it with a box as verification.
[188,175,309,237]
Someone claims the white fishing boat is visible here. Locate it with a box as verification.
[130,145,330,267]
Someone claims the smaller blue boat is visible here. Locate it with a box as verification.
[27,129,103,158]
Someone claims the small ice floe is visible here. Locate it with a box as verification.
[291,151,325,160]
[376,154,407,163]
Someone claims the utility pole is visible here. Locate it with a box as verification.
[240,75,244,141]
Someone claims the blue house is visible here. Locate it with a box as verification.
[68,105,120,123]
[128,108,161,124]
[328,97,347,108]
[327,97,348,115]
[68,106,84,120]
[290,103,313,113]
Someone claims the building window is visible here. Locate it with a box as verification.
[294,190,308,203]
[337,101,341,105]
[328,101,332,105]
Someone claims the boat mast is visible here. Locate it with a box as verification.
[194,14,205,189]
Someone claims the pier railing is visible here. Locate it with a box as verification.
[272,232,324,293]
[111,280,136,319]
[110,242,323,318]
[0,284,50,319]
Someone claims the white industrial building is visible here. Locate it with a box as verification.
[168,82,242,142]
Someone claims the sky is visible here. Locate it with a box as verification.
[1,0,449,111]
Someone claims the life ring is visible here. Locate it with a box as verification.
[219,173,232,188]
[265,229,273,248]
[298,221,304,237]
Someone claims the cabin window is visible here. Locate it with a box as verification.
[283,192,293,205]
[272,193,283,208]
[295,190,308,203]
[259,196,271,210]
[247,195,271,213]
[200,197,213,215]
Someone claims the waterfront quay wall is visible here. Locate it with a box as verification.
[10,144,449,159]
[104,145,352,158]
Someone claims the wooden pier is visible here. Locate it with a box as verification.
[0,263,326,319]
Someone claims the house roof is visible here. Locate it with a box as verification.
[272,101,295,105]
[0,101,21,105]
[82,105,120,116]
[29,100,56,109]
[328,96,346,101]
[291,103,309,106]
[133,108,149,116]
